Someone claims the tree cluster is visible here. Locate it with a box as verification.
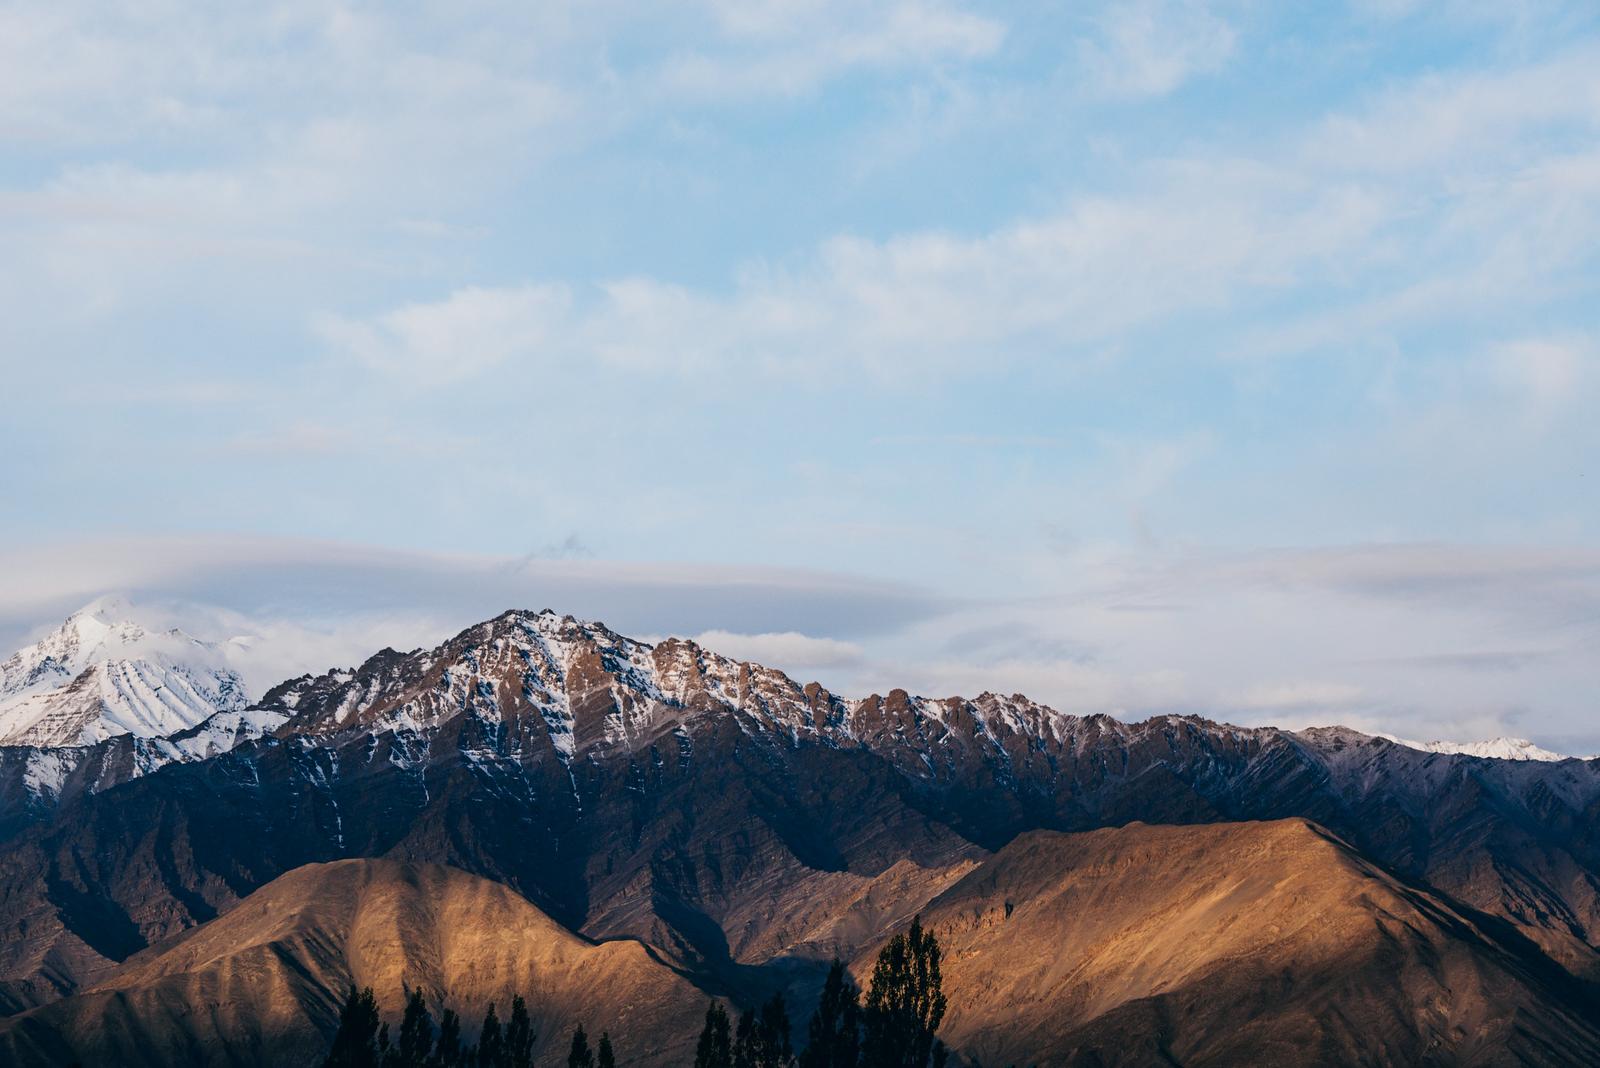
[565,1024,618,1068]
[692,994,793,1068]
[322,917,947,1068]
[322,988,535,1068]
[697,917,948,1068]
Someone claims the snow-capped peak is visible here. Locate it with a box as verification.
[75,593,136,624]
[0,597,253,747]
[1379,733,1568,762]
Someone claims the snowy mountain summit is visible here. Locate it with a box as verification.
[0,597,251,747]
[1380,733,1568,762]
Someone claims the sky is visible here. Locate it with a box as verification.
[1,1,1598,751]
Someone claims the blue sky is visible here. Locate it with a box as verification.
[2,1,1598,749]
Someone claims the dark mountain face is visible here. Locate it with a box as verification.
[0,735,163,839]
[2,609,1599,1031]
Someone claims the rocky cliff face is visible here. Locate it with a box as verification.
[1,607,1598,1061]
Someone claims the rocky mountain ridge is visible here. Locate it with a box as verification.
[2,605,1599,1063]
[1,605,1579,823]
[0,607,1593,1010]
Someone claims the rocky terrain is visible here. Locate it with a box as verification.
[0,606,1598,1064]
[0,859,707,1067]
[889,819,1600,1067]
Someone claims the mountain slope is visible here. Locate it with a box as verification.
[8,821,1597,1067]
[0,858,709,1068]
[888,819,1600,1067]
[1,608,1598,1022]
[0,598,252,747]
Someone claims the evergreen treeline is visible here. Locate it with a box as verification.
[564,1024,618,1068]
[322,988,536,1068]
[324,917,947,1068]
[698,916,948,1068]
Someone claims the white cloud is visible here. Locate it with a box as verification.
[325,177,1380,383]
[1488,337,1590,415]
[0,2,1010,336]
[1078,0,1237,98]
[1227,681,1370,713]
[316,42,1600,388]
[315,285,572,384]
[662,1,1004,97]
[224,421,355,457]
[857,653,1196,713]
[2,3,1597,758]
[0,535,942,668]
[1,537,1595,751]
[824,540,1600,748]
[0,3,574,151]
[0,0,998,160]
[1304,46,1600,174]
[693,629,865,672]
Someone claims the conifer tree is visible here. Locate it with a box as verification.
[861,917,947,1068]
[324,986,384,1068]
[734,1009,758,1068]
[759,993,794,1067]
[733,996,792,1068]
[694,1001,733,1068]
[477,1004,504,1068]
[568,1024,595,1068]
[434,1008,464,1068]
[597,1031,617,1068]
[391,988,435,1067]
[506,994,536,1068]
[801,961,861,1068]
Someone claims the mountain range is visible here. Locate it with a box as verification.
[0,602,1597,1065]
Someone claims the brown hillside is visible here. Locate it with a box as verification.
[0,858,708,1067]
[860,819,1600,1067]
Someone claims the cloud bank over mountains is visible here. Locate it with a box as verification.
[2,535,1594,755]
[1,3,1596,752]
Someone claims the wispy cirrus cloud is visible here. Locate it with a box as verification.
[1077,0,1238,97]
[4,3,1599,757]
[661,0,1004,97]
[318,42,1600,392]
[691,629,866,672]
[314,285,573,385]
[317,178,1380,381]
[1487,337,1591,418]
[0,535,945,675]
[846,541,1600,750]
